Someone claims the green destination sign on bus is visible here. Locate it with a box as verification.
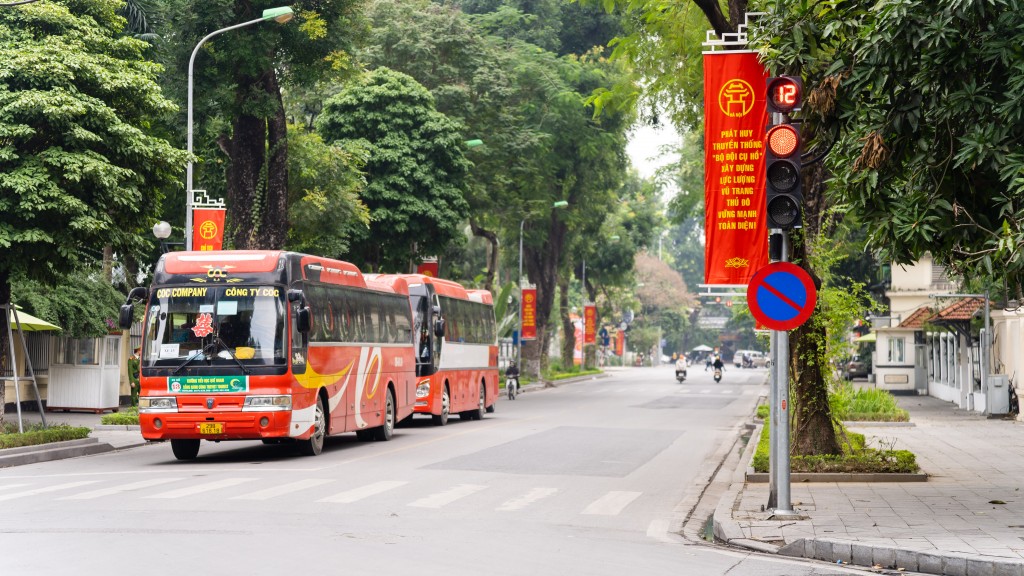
[168,376,248,394]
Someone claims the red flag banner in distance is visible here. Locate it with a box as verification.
[584,305,597,345]
[192,209,226,251]
[521,288,537,341]
[417,260,439,277]
[703,51,770,284]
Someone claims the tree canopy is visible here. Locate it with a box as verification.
[316,67,472,272]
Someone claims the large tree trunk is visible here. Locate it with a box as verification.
[225,68,289,250]
[524,215,568,378]
[225,96,266,249]
[469,219,499,294]
[0,274,9,428]
[789,162,841,456]
[262,69,289,250]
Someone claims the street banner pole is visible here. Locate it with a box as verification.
[774,231,795,516]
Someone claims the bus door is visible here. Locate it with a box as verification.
[411,284,440,377]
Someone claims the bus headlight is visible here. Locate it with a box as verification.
[243,395,292,412]
[139,397,177,413]
[415,381,431,398]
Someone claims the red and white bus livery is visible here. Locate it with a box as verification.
[122,251,417,460]
[372,274,499,425]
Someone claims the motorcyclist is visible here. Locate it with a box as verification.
[675,356,688,373]
[712,354,725,372]
[505,361,520,398]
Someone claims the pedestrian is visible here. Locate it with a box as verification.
[128,347,141,406]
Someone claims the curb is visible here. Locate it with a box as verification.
[777,537,1024,576]
[0,437,114,468]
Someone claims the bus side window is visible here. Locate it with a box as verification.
[290,301,307,373]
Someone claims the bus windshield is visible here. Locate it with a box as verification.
[142,285,287,368]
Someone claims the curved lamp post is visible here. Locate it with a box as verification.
[186,6,295,250]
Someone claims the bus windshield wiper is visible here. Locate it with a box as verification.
[212,337,251,375]
[172,341,216,375]
[171,338,251,375]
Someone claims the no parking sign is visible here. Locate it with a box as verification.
[746,262,817,331]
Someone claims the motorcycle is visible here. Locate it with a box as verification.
[506,376,518,400]
[675,368,687,383]
[713,367,722,383]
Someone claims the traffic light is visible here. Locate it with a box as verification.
[765,76,803,230]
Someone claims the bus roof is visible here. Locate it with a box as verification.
[158,251,369,290]
[378,274,493,304]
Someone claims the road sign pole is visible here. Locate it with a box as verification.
[768,328,778,509]
[774,230,796,516]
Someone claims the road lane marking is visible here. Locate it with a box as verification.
[59,478,184,500]
[496,487,558,512]
[232,478,335,501]
[582,491,642,515]
[0,481,100,501]
[409,484,487,508]
[319,480,407,503]
[145,477,255,499]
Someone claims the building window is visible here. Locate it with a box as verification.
[888,336,905,363]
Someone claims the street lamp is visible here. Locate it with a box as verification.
[185,6,295,250]
[518,200,569,370]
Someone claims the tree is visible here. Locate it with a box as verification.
[0,0,185,424]
[315,68,472,272]
[159,0,366,250]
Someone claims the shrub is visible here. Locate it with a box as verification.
[0,425,91,449]
[830,383,910,421]
[101,407,139,426]
[751,422,918,474]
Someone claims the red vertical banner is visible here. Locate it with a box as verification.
[615,330,624,356]
[703,51,770,284]
[521,288,537,341]
[192,208,226,251]
[584,305,596,345]
[417,258,439,277]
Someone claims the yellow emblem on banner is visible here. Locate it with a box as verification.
[718,79,756,118]
[725,257,750,269]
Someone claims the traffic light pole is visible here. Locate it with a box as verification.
[768,230,797,518]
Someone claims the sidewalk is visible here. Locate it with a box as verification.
[714,395,1024,576]
[2,407,148,467]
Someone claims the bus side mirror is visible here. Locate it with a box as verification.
[434,317,445,338]
[118,287,148,329]
[288,289,304,303]
[296,307,312,333]
[118,304,134,330]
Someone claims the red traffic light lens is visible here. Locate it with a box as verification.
[767,125,799,158]
[768,77,801,113]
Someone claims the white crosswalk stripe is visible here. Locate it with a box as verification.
[0,480,100,501]
[319,480,407,504]
[496,487,558,512]
[145,477,255,499]
[60,478,184,500]
[232,478,335,501]
[408,484,487,508]
[582,491,642,515]
[0,483,31,492]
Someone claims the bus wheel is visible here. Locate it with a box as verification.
[171,439,200,461]
[471,384,486,420]
[298,395,326,456]
[373,389,395,441]
[431,387,450,426]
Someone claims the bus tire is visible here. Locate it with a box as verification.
[373,389,396,442]
[171,439,200,461]
[470,383,486,421]
[297,395,327,456]
[431,387,450,426]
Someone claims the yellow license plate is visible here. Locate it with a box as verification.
[198,423,224,434]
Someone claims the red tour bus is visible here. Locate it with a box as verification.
[371,274,498,425]
[120,251,417,460]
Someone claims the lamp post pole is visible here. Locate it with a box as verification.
[185,7,294,250]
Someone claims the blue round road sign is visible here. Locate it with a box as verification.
[746,262,817,331]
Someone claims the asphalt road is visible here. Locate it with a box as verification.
[0,365,867,576]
